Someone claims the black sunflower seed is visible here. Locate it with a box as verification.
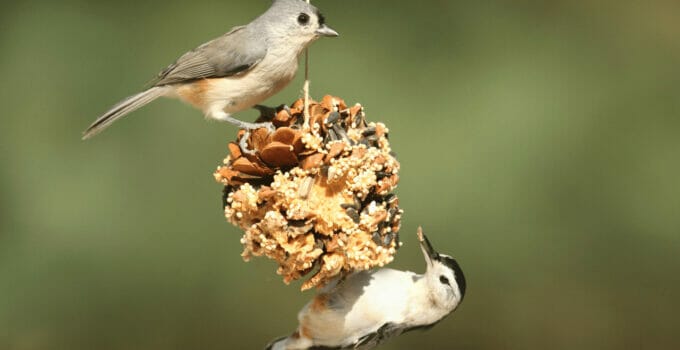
[359,138,371,148]
[362,126,376,137]
[353,114,365,128]
[332,124,352,144]
[372,232,382,245]
[325,128,338,143]
[387,207,399,221]
[353,195,362,210]
[345,207,360,223]
[376,171,390,180]
[383,193,397,206]
[383,233,393,246]
[325,111,341,126]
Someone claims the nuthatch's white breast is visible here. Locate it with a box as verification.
[267,228,466,350]
[83,0,338,140]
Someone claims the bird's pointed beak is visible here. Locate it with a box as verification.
[316,24,339,37]
[417,227,438,268]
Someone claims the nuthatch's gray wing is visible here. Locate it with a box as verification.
[352,322,446,349]
[352,323,405,349]
[151,26,267,86]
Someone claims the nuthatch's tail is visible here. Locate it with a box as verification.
[265,334,318,350]
[82,86,170,140]
[265,336,284,350]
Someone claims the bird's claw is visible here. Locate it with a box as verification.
[238,122,276,155]
[239,132,255,155]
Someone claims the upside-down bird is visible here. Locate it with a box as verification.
[267,228,466,349]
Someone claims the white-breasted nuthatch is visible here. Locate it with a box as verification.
[266,228,466,350]
[82,0,338,140]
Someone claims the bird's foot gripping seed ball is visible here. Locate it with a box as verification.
[214,96,403,291]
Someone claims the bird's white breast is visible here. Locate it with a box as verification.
[299,269,419,347]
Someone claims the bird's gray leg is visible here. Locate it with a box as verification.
[215,112,274,132]
[210,108,274,155]
[208,104,274,130]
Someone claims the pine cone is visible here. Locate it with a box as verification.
[214,95,402,290]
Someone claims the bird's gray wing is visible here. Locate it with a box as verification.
[351,321,446,350]
[304,323,412,350]
[351,323,405,350]
[306,323,404,350]
[150,26,266,86]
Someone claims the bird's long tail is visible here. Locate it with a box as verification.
[264,337,280,350]
[82,86,170,140]
[265,336,287,350]
[265,334,326,350]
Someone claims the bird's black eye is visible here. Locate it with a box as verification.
[439,275,450,285]
[297,13,310,25]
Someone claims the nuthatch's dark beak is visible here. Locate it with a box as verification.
[316,24,339,37]
[418,227,438,268]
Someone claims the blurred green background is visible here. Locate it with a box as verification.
[1,0,679,349]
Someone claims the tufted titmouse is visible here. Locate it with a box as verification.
[266,228,467,350]
[82,0,338,140]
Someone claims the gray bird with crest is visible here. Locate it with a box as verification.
[83,0,338,140]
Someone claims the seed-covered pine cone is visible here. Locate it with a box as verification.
[214,95,402,290]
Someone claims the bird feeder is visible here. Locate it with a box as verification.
[214,95,402,290]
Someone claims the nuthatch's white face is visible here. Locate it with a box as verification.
[419,230,467,312]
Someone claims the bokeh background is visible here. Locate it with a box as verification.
[1,0,679,349]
